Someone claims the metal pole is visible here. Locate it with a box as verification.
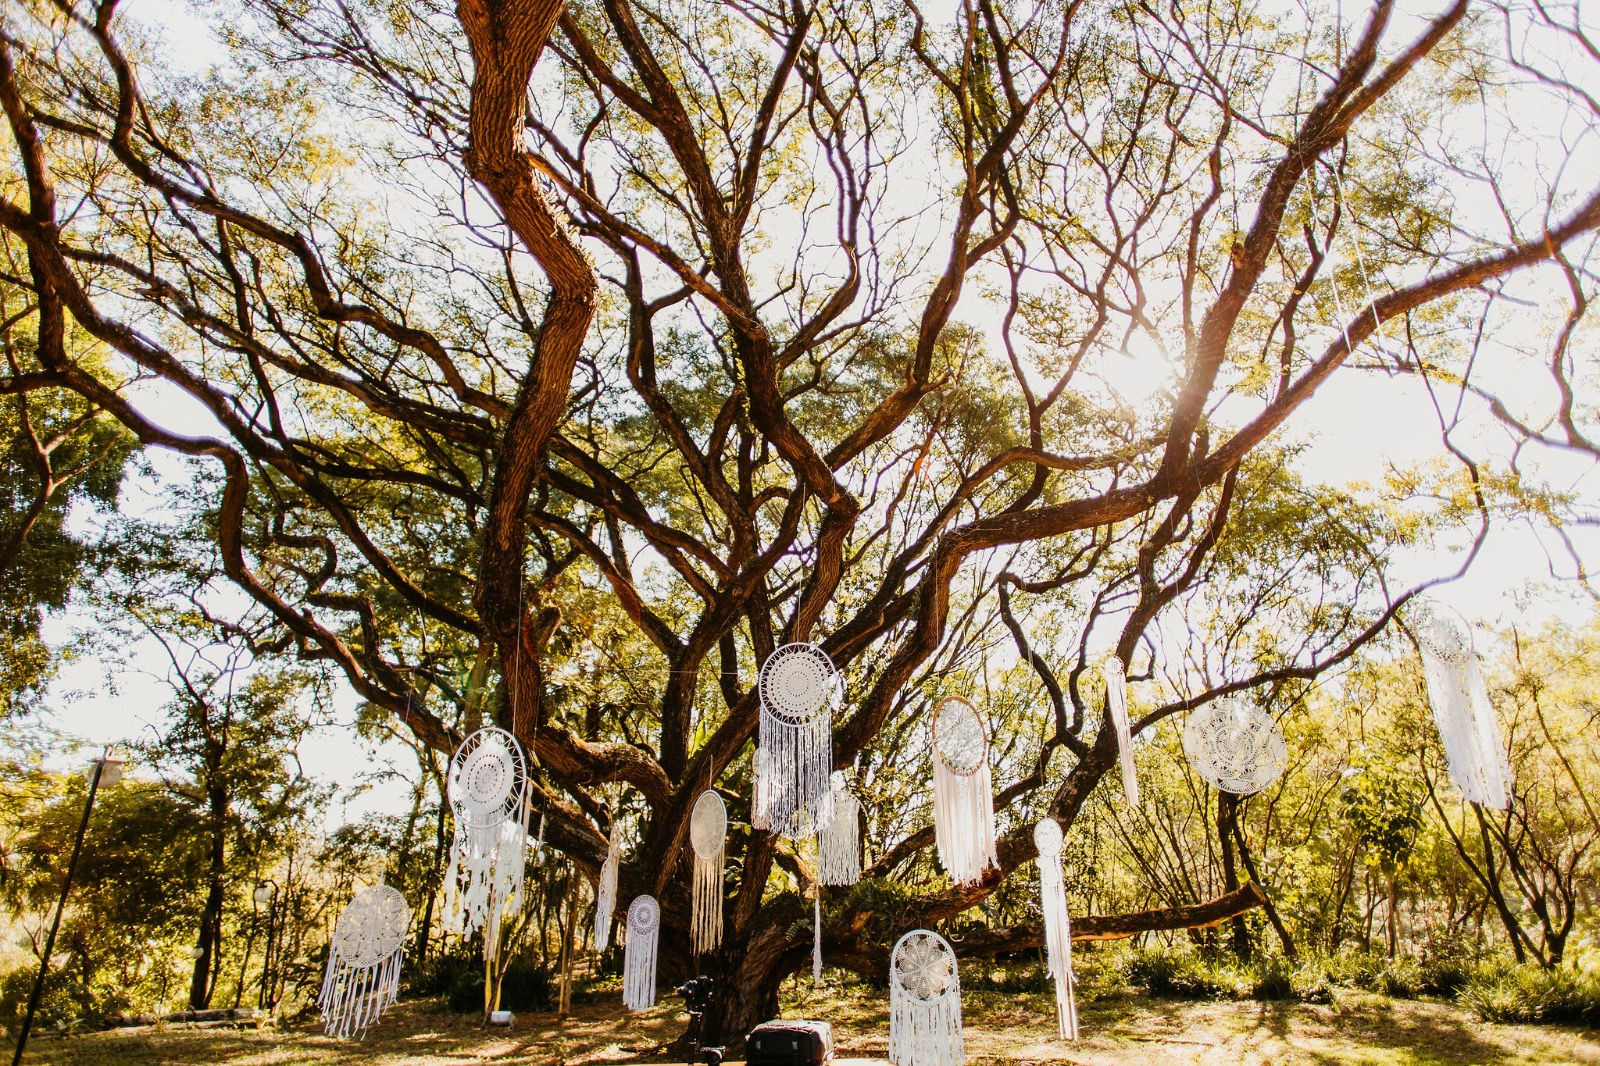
[256,881,278,1012]
[11,759,103,1066]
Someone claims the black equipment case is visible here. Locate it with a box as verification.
[745,1019,834,1065]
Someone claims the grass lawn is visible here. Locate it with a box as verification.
[11,983,1598,1065]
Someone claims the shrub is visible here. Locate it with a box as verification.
[1124,946,1245,1000]
[1461,964,1600,1028]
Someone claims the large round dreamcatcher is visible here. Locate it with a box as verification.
[1182,697,1288,795]
[622,895,660,1012]
[1034,818,1077,1040]
[318,884,410,1040]
[689,790,727,955]
[888,929,964,1066]
[754,643,839,838]
[1409,598,1510,809]
[931,696,997,886]
[442,727,530,967]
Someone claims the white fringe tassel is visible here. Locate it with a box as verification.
[1103,659,1140,808]
[813,895,824,986]
[1418,612,1511,809]
[889,931,963,1066]
[1038,841,1079,1039]
[593,821,622,952]
[442,815,528,967]
[692,840,724,955]
[933,749,997,886]
[754,709,832,838]
[623,896,659,1012]
[318,943,403,1040]
[818,781,861,886]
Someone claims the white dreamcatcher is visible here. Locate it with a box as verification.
[754,643,839,838]
[690,790,727,955]
[318,884,410,1040]
[622,895,660,1012]
[889,929,964,1066]
[932,696,997,886]
[441,727,530,965]
[1103,659,1140,807]
[1411,599,1511,809]
[594,818,622,952]
[1034,818,1078,1041]
[1183,696,1288,795]
[811,772,861,985]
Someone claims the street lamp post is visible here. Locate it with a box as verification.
[10,753,123,1066]
[252,881,280,1013]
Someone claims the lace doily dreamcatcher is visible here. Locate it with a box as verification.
[622,895,660,1012]
[754,643,840,838]
[889,929,964,1066]
[1102,659,1140,807]
[690,790,726,955]
[931,696,997,886]
[317,884,410,1040]
[1182,697,1288,795]
[1034,818,1078,1040]
[1411,598,1510,808]
[442,727,530,966]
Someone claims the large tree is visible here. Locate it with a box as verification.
[3,0,1598,1041]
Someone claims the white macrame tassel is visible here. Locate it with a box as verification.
[1415,601,1511,809]
[1035,819,1078,1040]
[690,790,727,955]
[1103,659,1140,807]
[318,885,409,1040]
[932,698,997,886]
[623,895,660,1011]
[441,728,530,967]
[755,644,839,837]
[818,775,861,886]
[813,895,824,986]
[889,930,963,1066]
[594,820,622,952]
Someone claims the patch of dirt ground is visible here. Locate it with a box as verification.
[11,985,1599,1065]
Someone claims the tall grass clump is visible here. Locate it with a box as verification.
[1461,964,1600,1028]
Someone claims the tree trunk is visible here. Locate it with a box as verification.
[189,784,229,1009]
[1218,792,1250,961]
[558,871,579,1018]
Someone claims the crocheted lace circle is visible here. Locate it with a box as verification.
[333,884,410,968]
[1182,697,1287,795]
[932,696,987,776]
[759,643,839,724]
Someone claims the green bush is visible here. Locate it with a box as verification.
[1461,964,1600,1028]
[1124,946,1245,1000]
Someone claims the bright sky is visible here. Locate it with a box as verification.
[30,0,1600,821]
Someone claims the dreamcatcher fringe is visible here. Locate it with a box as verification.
[754,711,832,837]
[818,786,861,886]
[1421,642,1511,809]
[813,895,823,986]
[318,941,403,1040]
[594,822,622,952]
[1039,850,1079,1040]
[889,977,963,1066]
[442,815,528,967]
[933,752,997,886]
[622,909,658,1011]
[692,838,724,955]
[1104,659,1140,808]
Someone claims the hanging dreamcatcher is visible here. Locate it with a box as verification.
[1103,658,1140,807]
[1183,696,1288,795]
[755,643,840,838]
[622,895,660,1012]
[441,727,530,965]
[889,929,964,1066]
[1034,818,1078,1041]
[818,772,860,887]
[317,884,410,1040]
[1411,599,1511,809]
[594,819,622,952]
[690,790,727,955]
[931,696,998,886]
